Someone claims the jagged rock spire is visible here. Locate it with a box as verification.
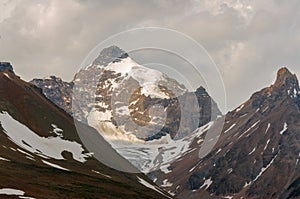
[274,67,299,88]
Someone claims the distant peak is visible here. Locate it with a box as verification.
[268,67,300,101]
[0,62,14,73]
[274,67,298,87]
[92,45,129,66]
[195,86,208,96]
[101,45,126,55]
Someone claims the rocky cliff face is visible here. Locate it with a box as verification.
[31,76,73,115]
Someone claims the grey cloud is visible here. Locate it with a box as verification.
[0,0,299,111]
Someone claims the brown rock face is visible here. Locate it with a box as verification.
[274,67,298,87]
[31,76,73,115]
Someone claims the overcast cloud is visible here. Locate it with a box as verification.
[0,0,299,111]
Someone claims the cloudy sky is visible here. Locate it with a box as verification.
[0,0,300,111]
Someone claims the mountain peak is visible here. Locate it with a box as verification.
[195,86,209,96]
[0,62,14,74]
[92,45,128,66]
[274,67,298,88]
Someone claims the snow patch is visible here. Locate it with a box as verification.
[0,188,24,196]
[189,166,197,172]
[25,156,35,161]
[10,147,16,151]
[0,157,10,161]
[19,196,36,199]
[42,160,69,171]
[264,139,270,151]
[239,113,248,118]
[137,176,172,199]
[235,104,244,112]
[3,73,11,79]
[217,148,222,153]
[92,170,112,179]
[50,124,63,138]
[238,120,260,139]
[280,123,287,135]
[288,87,299,98]
[0,112,91,162]
[244,181,251,188]
[252,153,278,183]
[160,164,172,174]
[248,147,256,155]
[296,153,300,166]
[262,106,269,113]
[161,179,173,188]
[224,123,236,134]
[200,178,213,189]
[17,148,34,158]
[265,123,271,134]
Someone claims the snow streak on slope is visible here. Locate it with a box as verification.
[0,188,24,196]
[42,160,70,171]
[137,176,172,199]
[280,123,287,135]
[0,112,91,162]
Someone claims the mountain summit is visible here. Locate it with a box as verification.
[271,67,300,101]
[92,45,129,66]
[274,67,299,88]
[0,62,14,74]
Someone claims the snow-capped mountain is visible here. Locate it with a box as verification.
[73,46,190,140]
[71,46,221,175]
[0,63,171,199]
[32,45,221,179]
[154,67,300,199]
[32,46,220,142]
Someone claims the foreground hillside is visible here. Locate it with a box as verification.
[0,63,171,199]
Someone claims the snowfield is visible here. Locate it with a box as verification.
[0,112,91,162]
[90,120,214,173]
[103,57,186,99]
